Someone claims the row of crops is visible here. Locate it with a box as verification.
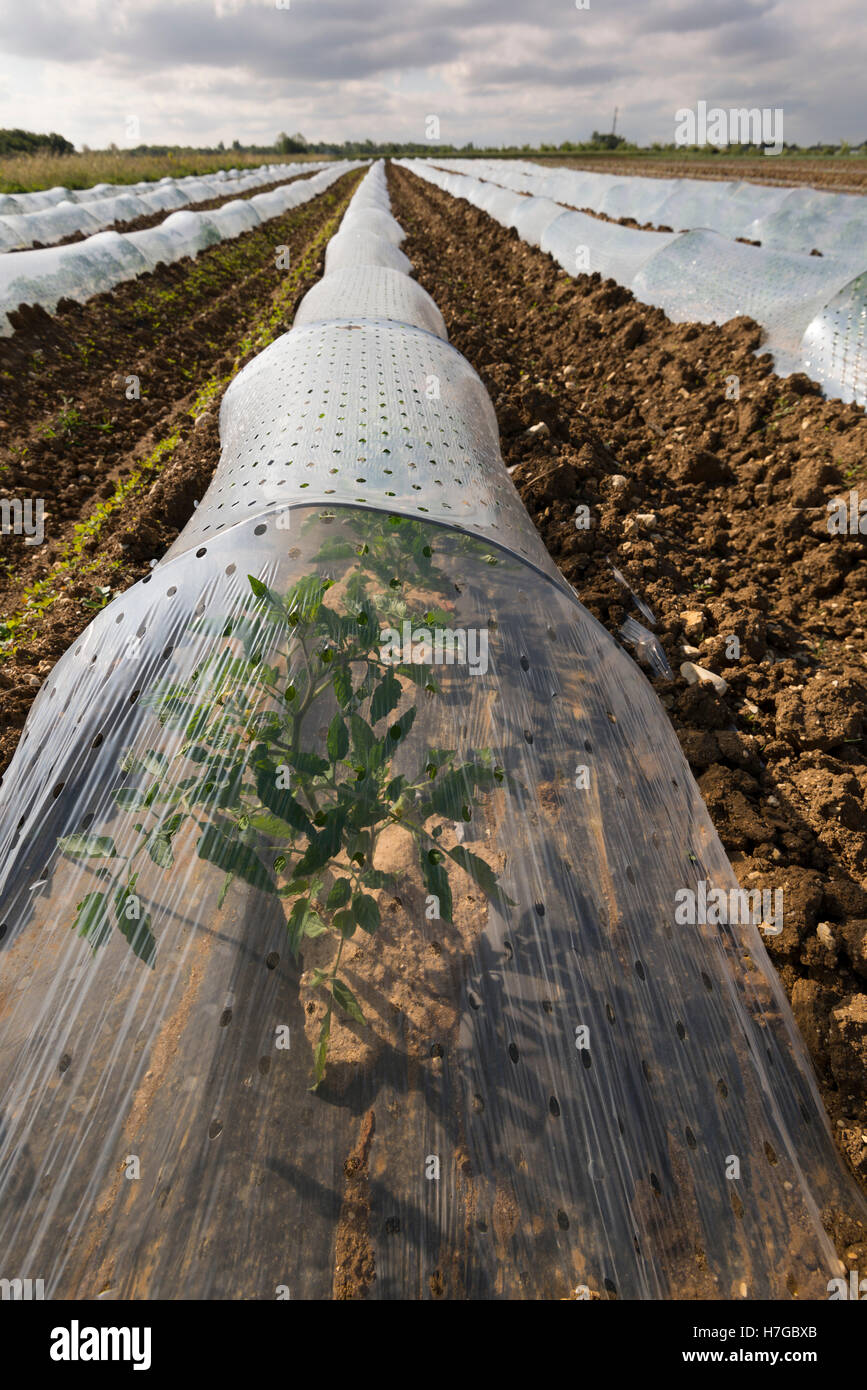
[400,159,867,406]
[0,161,863,1300]
[0,161,359,333]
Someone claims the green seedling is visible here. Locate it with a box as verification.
[58,520,516,1087]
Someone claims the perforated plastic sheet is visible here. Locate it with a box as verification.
[542,210,677,284]
[324,230,412,275]
[0,158,864,1302]
[430,158,867,256]
[749,197,867,258]
[0,201,106,252]
[0,162,325,250]
[0,164,358,334]
[400,159,867,402]
[599,177,673,220]
[292,266,447,340]
[508,196,568,247]
[164,321,551,572]
[339,206,406,244]
[633,229,859,376]
[801,269,867,404]
[488,191,526,225]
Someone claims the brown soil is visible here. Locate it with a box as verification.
[13,169,314,252]
[532,155,867,194]
[387,161,867,1228]
[0,166,363,773]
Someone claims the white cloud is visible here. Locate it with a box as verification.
[0,0,861,148]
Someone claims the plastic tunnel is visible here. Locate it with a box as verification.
[0,162,864,1302]
[0,163,328,251]
[0,163,357,335]
[399,159,867,402]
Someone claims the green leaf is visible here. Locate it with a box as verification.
[311,1009,331,1090]
[255,767,314,835]
[370,671,401,723]
[213,760,245,809]
[248,574,285,615]
[295,806,347,876]
[331,977,366,1026]
[58,834,117,860]
[114,887,157,967]
[313,539,357,561]
[395,662,439,694]
[286,897,327,952]
[350,713,385,774]
[285,898,307,953]
[387,705,416,747]
[146,833,174,869]
[284,574,333,623]
[113,787,149,811]
[360,868,398,892]
[353,892,380,935]
[133,815,181,870]
[292,750,330,777]
[248,811,303,839]
[419,844,453,923]
[350,711,376,758]
[120,749,168,778]
[334,908,355,938]
[425,766,479,821]
[333,663,353,707]
[74,891,113,949]
[424,748,455,777]
[277,875,310,897]
[197,825,276,896]
[327,713,349,761]
[303,913,328,939]
[326,877,352,909]
[423,607,451,626]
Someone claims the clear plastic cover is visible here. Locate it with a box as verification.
[0,164,357,334]
[324,230,412,275]
[0,162,326,249]
[292,265,447,339]
[338,206,406,244]
[801,268,867,405]
[541,210,678,285]
[632,228,859,377]
[430,158,865,255]
[0,160,863,1302]
[401,160,867,398]
[508,196,568,248]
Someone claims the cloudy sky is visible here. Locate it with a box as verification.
[0,0,862,149]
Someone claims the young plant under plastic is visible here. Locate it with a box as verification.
[58,518,514,1087]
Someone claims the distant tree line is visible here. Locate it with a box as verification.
[1,126,864,163]
[0,128,75,156]
[272,132,867,158]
